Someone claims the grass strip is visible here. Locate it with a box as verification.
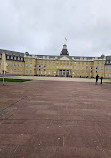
[0,78,32,82]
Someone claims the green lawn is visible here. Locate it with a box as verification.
[0,78,32,82]
[105,82,111,84]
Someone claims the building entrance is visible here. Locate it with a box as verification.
[58,69,70,77]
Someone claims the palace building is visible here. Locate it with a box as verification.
[0,44,111,78]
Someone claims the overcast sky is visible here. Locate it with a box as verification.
[0,0,111,56]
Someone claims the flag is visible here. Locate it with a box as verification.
[1,53,7,74]
[65,37,67,41]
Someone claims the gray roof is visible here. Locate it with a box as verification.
[106,56,111,60]
[0,49,24,57]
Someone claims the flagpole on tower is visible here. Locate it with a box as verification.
[65,37,67,45]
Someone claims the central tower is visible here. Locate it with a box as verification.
[60,44,69,56]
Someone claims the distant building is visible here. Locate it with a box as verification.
[0,44,111,78]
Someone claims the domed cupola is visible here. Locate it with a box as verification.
[60,44,69,56]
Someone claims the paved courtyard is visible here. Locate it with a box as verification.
[0,80,111,158]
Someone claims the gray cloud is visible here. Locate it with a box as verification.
[0,0,111,56]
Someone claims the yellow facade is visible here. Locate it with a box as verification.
[0,45,111,78]
[36,59,107,78]
[24,57,36,76]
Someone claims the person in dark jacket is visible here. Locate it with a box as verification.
[96,74,99,84]
[101,76,103,84]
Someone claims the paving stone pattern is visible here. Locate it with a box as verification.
[0,81,111,158]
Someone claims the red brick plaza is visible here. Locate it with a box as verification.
[0,80,111,158]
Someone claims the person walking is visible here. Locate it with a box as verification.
[101,76,103,84]
[96,74,99,84]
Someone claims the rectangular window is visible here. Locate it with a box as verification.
[74,66,76,70]
[30,63,32,68]
[106,66,108,71]
[101,66,103,70]
[82,66,84,70]
[97,61,99,64]
[14,62,16,67]
[7,56,9,59]
[48,71,50,74]
[11,62,13,66]
[26,63,28,68]
[78,66,80,70]
[30,59,32,62]
[30,70,32,73]
[70,62,72,65]
[41,64,43,68]
[7,62,9,66]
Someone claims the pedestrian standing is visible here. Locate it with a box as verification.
[96,74,99,84]
[101,77,103,84]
